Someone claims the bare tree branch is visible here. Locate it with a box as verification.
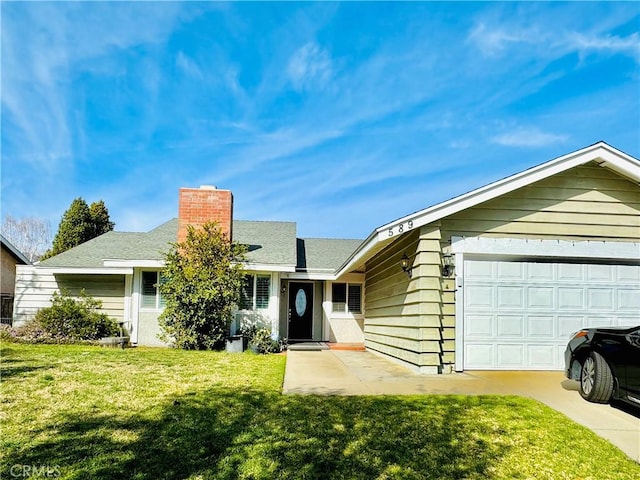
[1,215,52,262]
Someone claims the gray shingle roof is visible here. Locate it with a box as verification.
[234,220,297,266]
[298,238,364,272]
[38,218,358,272]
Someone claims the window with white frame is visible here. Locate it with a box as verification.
[240,274,271,310]
[141,271,166,309]
[332,283,362,314]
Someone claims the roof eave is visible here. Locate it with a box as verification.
[0,234,31,264]
[336,142,640,277]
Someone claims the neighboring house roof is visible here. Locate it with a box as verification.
[0,234,31,265]
[336,141,640,276]
[37,218,360,274]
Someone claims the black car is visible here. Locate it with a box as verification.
[565,325,640,407]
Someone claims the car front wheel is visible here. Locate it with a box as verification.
[579,351,614,403]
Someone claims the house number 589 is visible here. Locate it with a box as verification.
[388,220,414,237]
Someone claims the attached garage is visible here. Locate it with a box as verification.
[337,142,640,374]
[460,257,640,370]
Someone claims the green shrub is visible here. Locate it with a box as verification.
[158,222,246,350]
[247,327,287,354]
[34,289,119,341]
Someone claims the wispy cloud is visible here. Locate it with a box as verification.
[568,32,640,60]
[287,42,333,91]
[176,51,204,79]
[467,22,541,56]
[491,127,569,148]
[468,13,640,63]
[1,2,182,172]
[2,2,638,239]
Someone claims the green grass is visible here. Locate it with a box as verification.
[1,343,638,480]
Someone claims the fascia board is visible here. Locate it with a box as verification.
[40,267,134,275]
[0,234,30,264]
[282,272,337,280]
[241,263,296,273]
[103,259,165,268]
[451,236,640,261]
[593,147,640,182]
[336,142,639,277]
[377,143,640,241]
[333,230,381,278]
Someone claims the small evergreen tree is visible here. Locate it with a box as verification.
[42,198,114,259]
[158,222,247,350]
[89,200,115,237]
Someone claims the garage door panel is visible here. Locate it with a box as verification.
[497,315,524,337]
[586,316,617,328]
[618,265,640,282]
[466,286,493,307]
[465,344,493,368]
[528,316,554,337]
[619,289,640,311]
[528,345,556,369]
[558,288,584,309]
[466,261,494,279]
[588,288,614,309]
[497,286,524,308]
[497,262,524,279]
[558,264,584,281]
[588,264,615,282]
[558,316,585,337]
[497,344,524,367]
[529,263,553,280]
[463,259,640,370]
[528,287,554,308]
[465,315,493,337]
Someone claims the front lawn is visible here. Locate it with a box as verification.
[1,343,637,479]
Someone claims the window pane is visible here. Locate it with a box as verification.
[141,272,158,308]
[1,295,14,324]
[256,275,270,309]
[348,284,362,314]
[240,275,254,310]
[158,274,167,308]
[332,283,346,313]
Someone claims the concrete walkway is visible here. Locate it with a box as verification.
[283,349,640,463]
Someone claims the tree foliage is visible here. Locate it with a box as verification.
[89,200,115,237]
[1,214,52,262]
[158,222,247,350]
[42,198,114,259]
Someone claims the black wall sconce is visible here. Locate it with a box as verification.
[442,253,455,277]
[401,253,412,278]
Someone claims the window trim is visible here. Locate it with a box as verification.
[331,282,363,316]
[239,273,271,311]
[140,270,165,310]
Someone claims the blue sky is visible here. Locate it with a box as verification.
[2,2,639,240]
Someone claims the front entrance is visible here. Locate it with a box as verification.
[288,282,314,340]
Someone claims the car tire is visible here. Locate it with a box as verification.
[579,351,614,403]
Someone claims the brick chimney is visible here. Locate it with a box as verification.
[178,186,233,243]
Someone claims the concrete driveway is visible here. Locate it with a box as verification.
[283,349,640,463]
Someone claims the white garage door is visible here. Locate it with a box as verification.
[463,259,640,370]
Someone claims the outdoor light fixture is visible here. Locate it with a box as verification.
[401,253,412,278]
[442,253,455,277]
